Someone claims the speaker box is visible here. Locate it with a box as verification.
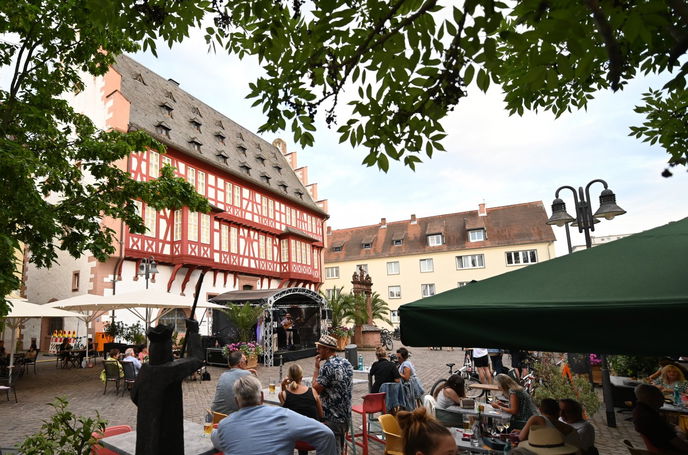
[206,347,226,366]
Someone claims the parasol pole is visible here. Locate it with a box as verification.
[179,268,207,358]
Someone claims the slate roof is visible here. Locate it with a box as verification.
[324,202,556,263]
[112,55,325,215]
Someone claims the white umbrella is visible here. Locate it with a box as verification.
[2,299,82,385]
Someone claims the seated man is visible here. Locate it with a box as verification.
[211,351,254,415]
[633,383,688,454]
[369,346,400,393]
[559,398,596,455]
[211,375,336,455]
[121,347,142,375]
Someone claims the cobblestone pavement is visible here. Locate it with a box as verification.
[0,349,644,454]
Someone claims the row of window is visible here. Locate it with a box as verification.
[332,229,487,252]
[324,250,537,279]
[325,282,470,301]
[146,151,320,235]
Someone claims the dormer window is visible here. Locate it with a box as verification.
[256,155,266,165]
[392,239,403,246]
[190,118,202,133]
[133,73,147,85]
[160,102,174,118]
[468,228,486,242]
[256,143,262,151]
[237,132,244,141]
[427,233,443,246]
[273,165,282,174]
[191,106,202,117]
[362,242,372,249]
[237,145,247,156]
[260,174,271,185]
[215,131,226,145]
[216,120,224,130]
[155,121,171,138]
[216,150,229,164]
[332,246,342,252]
[295,190,304,200]
[165,90,176,102]
[239,164,251,175]
[189,138,202,152]
[278,183,288,193]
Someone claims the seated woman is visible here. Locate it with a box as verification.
[519,398,581,449]
[369,346,400,393]
[279,364,323,455]
[653,364,687,397]
[26,339,39,359]
[491,373,538,430]
[397,407,457,455]
[435,375,466,409]
[397,347,425,408]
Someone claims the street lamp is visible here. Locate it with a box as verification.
[137,257,158,289]
[546,179,626,253]
[546,179,626,428]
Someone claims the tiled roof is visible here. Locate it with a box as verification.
[113,55,325,215]
[324,202,556,263]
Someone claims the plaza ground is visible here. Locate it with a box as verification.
[0,347,643,454]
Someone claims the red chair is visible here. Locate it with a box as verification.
[346,392,386,455]
[91,425,133,455]
[295,440,316,454]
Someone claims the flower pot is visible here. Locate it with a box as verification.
[591,364,602,385]
[335,336,350,351]
[246,354,258,369]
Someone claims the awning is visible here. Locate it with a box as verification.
[399,217,688,356]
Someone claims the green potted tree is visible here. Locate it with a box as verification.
[219,302,265,368]
[320,287,355,350]
[349,292,393,346]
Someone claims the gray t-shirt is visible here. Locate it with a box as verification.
[211,368,251,415]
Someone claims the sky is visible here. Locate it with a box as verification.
[129,30,688,257]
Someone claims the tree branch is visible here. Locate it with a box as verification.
[583,0,623,91]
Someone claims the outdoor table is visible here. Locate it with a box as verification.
[443,404,511,420]
[660,403,688,416]
[353,367,371,375]
[99,420,216,455]
[262,387,281,405]
[468,383,501,400]
[449,427,510,454]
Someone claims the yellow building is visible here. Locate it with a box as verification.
[323,202,556,327]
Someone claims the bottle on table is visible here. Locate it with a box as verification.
[674,384,682,406]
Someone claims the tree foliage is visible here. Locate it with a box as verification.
[219,302,265,342]
[0,0,211,318]
[206,0,688,173]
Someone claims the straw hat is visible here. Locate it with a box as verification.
[315,334,338,350]
[517,427,579,455]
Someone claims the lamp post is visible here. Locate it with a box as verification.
[137,257,158,290]
[137,257,158,332]
[546,178,626,428]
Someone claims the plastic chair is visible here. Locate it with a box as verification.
[346,392,386,455]
[102,361,122,395]
[379,414,403,455]
[212,411,228,425]
[91,425,133,455]
[121,361,136,396]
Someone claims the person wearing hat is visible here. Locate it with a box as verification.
[514,426,579,455]
[281,313,295,348]
[312,334,353,455]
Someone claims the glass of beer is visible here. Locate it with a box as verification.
[203,412,213,436]
[268,380,276,394]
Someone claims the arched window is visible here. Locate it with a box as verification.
[158,309,188,333]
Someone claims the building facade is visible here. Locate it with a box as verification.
[23,55,328,349]
[323,202,556,327]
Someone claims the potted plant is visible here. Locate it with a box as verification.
[330,326,354,351]
[219,302,265,366]
[589,353,602,385]
[348,292,393,345]
[222,342,264,368]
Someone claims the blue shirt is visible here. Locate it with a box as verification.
[317,355,353,424]
[211,405,336,455]
[121,356,141,374]
[211,368,251,415]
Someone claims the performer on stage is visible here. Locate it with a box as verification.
[281,313,295,348]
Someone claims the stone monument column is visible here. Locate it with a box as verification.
[351,266,381,348]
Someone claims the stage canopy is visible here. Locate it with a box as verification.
[399,217,688,356]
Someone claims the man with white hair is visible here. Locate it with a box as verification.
[211,375,336,455]
[121,347,142,375]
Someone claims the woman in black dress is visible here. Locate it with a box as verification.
[279,364,324,454]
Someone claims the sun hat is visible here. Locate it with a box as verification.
[517,427,579,455]
[315,334,338,350]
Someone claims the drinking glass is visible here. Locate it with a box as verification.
[203,412,213,436]
[268,380,276,393]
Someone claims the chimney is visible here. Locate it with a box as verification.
[410,214,417,224]
[326,226,332,235]
[168,78,180,86]
[380,217,387,228]
[478,203,487,217]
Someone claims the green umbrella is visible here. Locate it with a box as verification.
[399,217,688,356]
